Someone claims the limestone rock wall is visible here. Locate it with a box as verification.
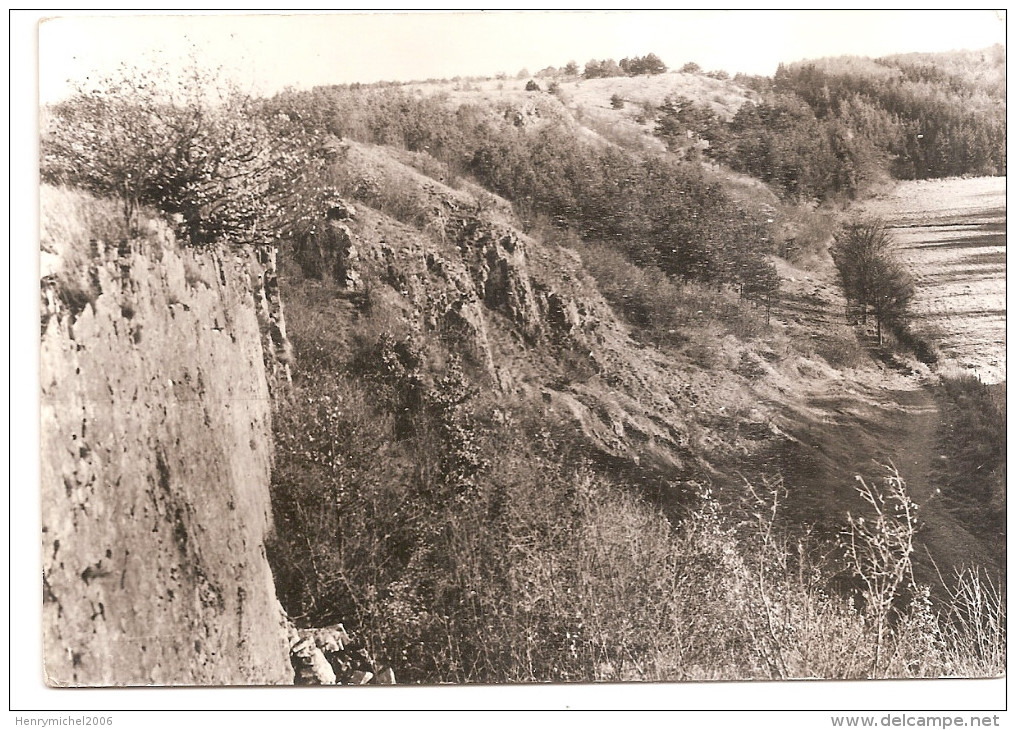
[40,194,294,686]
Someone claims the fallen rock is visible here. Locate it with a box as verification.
[289,623,395,685]
[292,641,337,685]
[350,670,374,685]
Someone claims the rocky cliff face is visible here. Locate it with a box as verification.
[289,143,772,495]
[40,187,294,685]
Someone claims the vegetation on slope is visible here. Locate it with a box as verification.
[934,377,1007,541]
[271,82,782,325]
[774,46,1007,180]
[41,64,336,247]
[650,46,1005,201]
[39,50,1006,684]
[269,258,1003,682]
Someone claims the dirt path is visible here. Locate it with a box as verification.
[769,337,1001,586]
[765,209,1003,585]
[885,386,1001,583]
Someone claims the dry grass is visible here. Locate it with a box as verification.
[558,72,755,121]
[578,241,777,355]
[938,569,1006,677]
[273,240,1005,682]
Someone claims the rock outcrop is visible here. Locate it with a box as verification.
[292,199,362,291]
[285,143,734,491]
[40,187,294,685]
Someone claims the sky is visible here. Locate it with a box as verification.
[37,10,1006,103]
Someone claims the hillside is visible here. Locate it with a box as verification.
[400,69,759,156]
[267,138,1003,680]
[38,43,1006,685]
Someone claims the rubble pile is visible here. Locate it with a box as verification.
[288,623,396,686]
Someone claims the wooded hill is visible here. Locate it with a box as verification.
[39,43,1006,684]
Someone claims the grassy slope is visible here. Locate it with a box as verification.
[272,57,1006,680]
[403,69,757,157]
[272,131,1004,680]
[303,89,1006,575]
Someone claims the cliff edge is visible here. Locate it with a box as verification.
[40,186,294,685]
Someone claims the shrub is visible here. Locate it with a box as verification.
[271,296,1006,681]
[736,470,1003,679]
[41,63,334,246]
[579,242,773,350]
[610,93,625,110]
[939,569,1006,677]
[934,376,1006,538]
[841,466,922,676]
[525,79,541,92]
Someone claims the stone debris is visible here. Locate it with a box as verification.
[349,670,374,685]
[289,623,395,686]
[292,638,337,685]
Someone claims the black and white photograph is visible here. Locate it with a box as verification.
[22,7,1007,713]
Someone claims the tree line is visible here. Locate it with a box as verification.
[532,53,669,80]
[830,219,914,346]
[773,47,1005,179]
[651,46,1004,203]
[584,53,668,79]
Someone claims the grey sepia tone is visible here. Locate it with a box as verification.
[37,11,1005,691]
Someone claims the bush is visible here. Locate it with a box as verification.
[41,63,334,246]
[271,286,1006,681]
[579,242,773,349]
[610,93,625,110]
[525,79,541,92]
[934,376,1006,538]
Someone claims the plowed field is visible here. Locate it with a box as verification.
[858,176,1006,383]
